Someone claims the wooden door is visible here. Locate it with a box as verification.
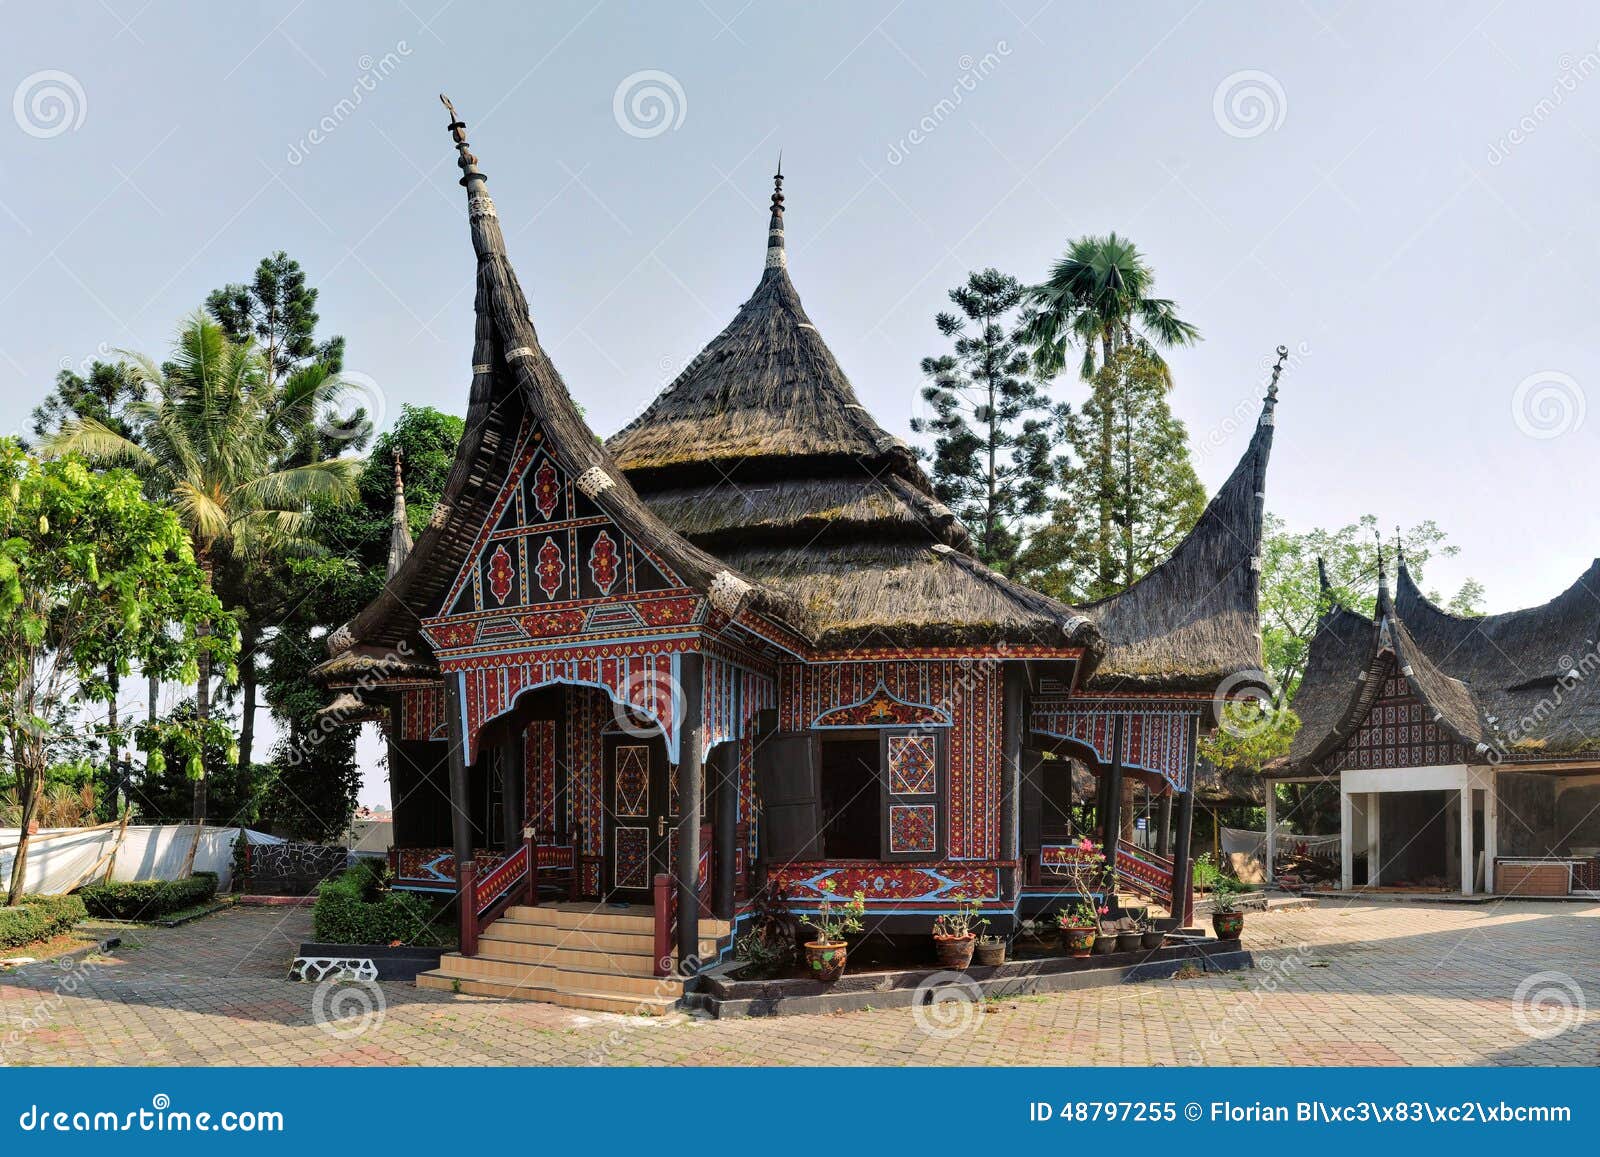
[603,733,671,904]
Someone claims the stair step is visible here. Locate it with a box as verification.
[433,953,686,998]
[416,971,680,1015]
[503,903,732,939]
[484,920,721,958]
[474,937,667,977]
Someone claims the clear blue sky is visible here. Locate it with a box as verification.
[5,2,1597,805]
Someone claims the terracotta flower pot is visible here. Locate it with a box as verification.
[1062,925,1096,957]
[805,940,848,983]
[1212,911,1244,941]
[974,939,1005,967]
[934,933,976,969]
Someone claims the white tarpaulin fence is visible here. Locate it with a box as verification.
[0,825,284,895]
[1221,825,1340,863]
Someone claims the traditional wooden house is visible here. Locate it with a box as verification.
[314,102,1283,1009]
[1267,555,1600,897]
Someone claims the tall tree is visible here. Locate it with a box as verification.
[45,315,360,822]
[206,251,345,388]
[1019,347,1205,602]
[910,269,1067,575]
[259,406,463,840]
[1023,233,1199,591]
[29,361,146,447]
[0,442,230,905]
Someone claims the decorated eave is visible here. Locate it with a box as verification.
[608,168,1104,660]
[313,98,806,686]
[1075,352,1284,694]
[1274,554,1600,776]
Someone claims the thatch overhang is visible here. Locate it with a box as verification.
[1078,377,1280,693]
[609,171,1103,659]
[315,100,804,683]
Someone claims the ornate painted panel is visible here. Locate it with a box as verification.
[888,804,937,854]
[398,684,448,742]
[887,734,937,795]
[780,659,1001,860]
[612,827,651,891]
[768,862,1003,905]
[1320,657,1469,773]
[524,719,558,833]
[614,745,650,817]
[1029,697,1200,792]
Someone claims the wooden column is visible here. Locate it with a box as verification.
[1169,715,1197,926]
[1000,664,1026,897]
[713,742,738,921]
[443,675,474,883]
[1157,792,1173,857]
[675,653,705,970]
[1102,716,1125,870]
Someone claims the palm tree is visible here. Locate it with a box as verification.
[47,314,359,824]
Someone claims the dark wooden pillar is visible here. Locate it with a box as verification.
[1000,664,1026,898]
[502,726,525,853]
[1170,715,1198,926]
[713,743,738,921]
[675,653,705,970]
[443,675,473,877]
[1102,716,1125,866]
[1157,791,1174,856]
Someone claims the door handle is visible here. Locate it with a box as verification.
[657,816,666,837]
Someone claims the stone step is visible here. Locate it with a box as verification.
[415,971,680,1016]
[434,952,686,999]
[503,903,733,939]
[484,918,721,959]
[473,935,666,977]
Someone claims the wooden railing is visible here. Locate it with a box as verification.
[457,838,533,958]
[651,872,678,977]
[1114,838,1174,908]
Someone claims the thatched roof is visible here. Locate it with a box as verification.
[314,100,800,680]
[1077,379,1279,691]
[1277,556,1600,772]
[608,171,1102,656]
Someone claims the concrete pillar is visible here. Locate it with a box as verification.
[1366,792,1381,886]
[1340,786,1354,892]
[1264,785,1277,884]
[1460,783,1475,896]
[1485,776,1499,893]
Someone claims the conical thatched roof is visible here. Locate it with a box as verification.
[316,101,799,676]
[608,172,1103,655]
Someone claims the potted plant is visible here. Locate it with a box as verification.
[801,880,866,983]
[932,897,984,969]
[1054,837,1111,957]
[1210,875,1246,940]
[1114,918,1143,953]
[1056,899,1102,957]
[974,932,1006,967]
[1092,919,1120,954]
[1138,916,1165,950]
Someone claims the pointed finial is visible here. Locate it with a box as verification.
[1316,555,1331,594]
[1375,527,1392,617]
[1266,344,1288,402]
[440,93,488,192]
[765,159,786,271]
[393,446,405,495]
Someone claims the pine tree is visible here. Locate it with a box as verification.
[910,269,1068,574]
[1020,347,1205,602]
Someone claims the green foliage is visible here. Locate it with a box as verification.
[312,863,452,947]
[206,251,346,386]
[29,361,146,448]
[130,701,258,823]
[1199,701,1301,771]
[1021,347,1205,601]
[0,441,232,904]
[911,269,1067,574]
[0,894,87,949]
[78,872,218,921]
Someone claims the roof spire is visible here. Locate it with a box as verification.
[765,157,786,272]
[387,446,413,579]
[1316,554,1331,594]
[1375,527,1392,619]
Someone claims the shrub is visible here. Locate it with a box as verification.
[0,894,88,949]
[312,863,452,947]
[78,872,219,921]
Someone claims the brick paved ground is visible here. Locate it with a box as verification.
[1,899,1595,1066]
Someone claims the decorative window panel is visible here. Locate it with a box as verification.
[881,727,941,861]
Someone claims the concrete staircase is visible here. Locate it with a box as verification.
[416,903,730,1015]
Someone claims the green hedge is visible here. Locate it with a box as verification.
[77,871,219,921]
[313,863,452,947]
[0,894,88,949]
